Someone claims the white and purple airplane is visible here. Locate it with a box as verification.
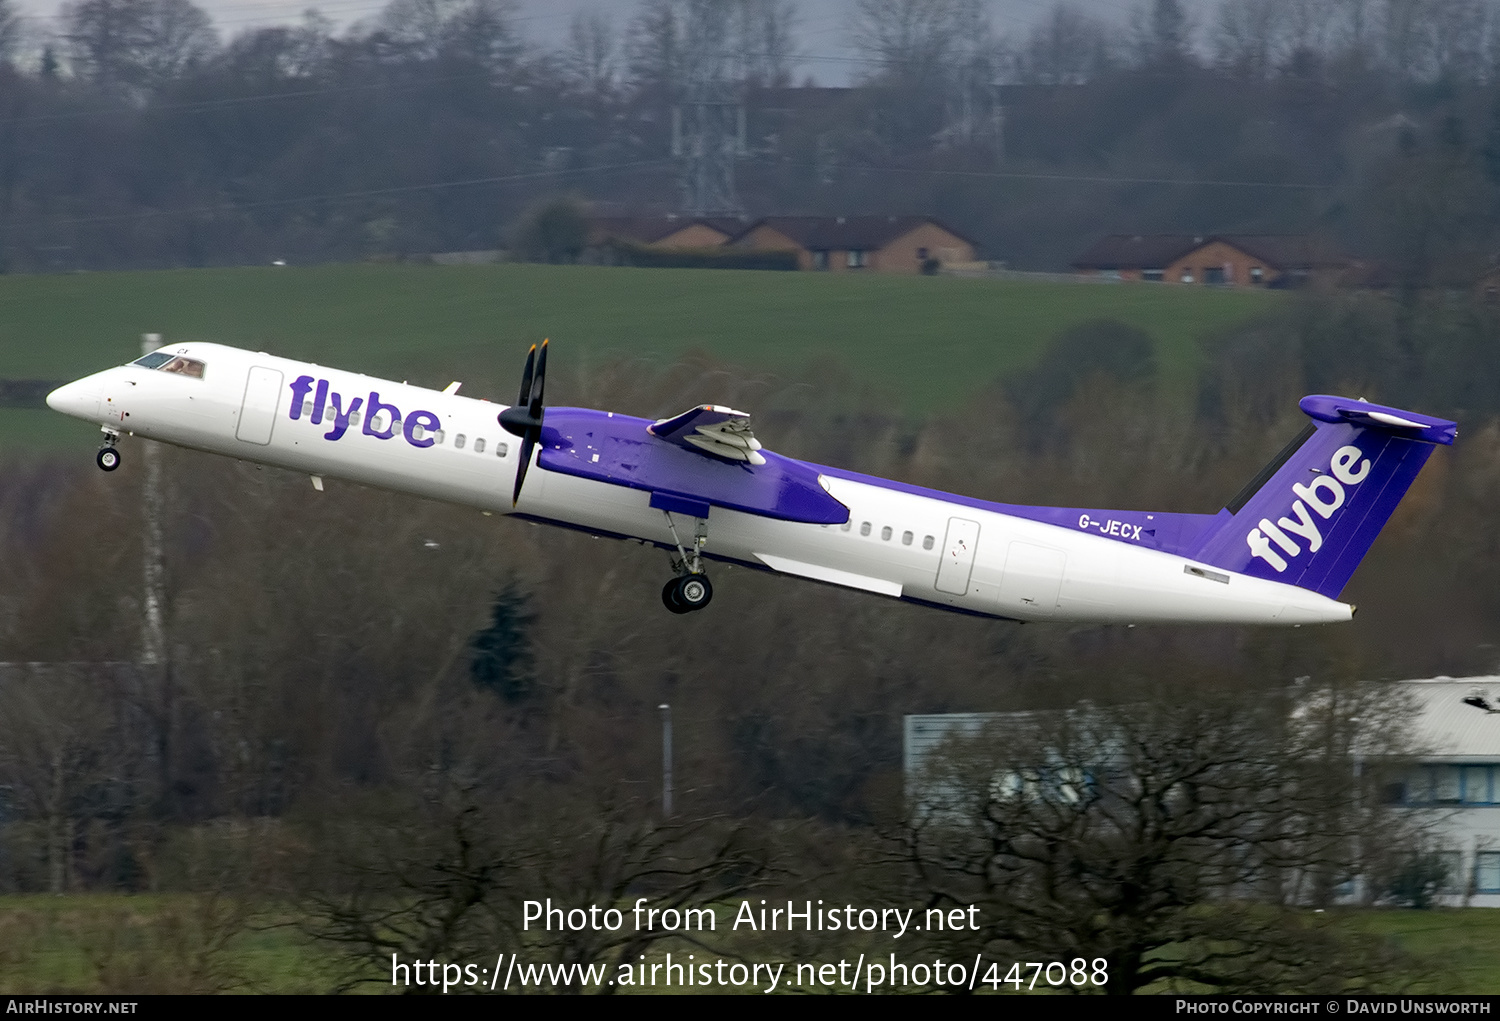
[46,339,1456,624]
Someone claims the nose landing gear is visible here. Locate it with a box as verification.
[661,511,713,614]
[96,429,121,471]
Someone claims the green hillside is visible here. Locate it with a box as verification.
[0,263,1279,452]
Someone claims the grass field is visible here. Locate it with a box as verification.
[0,895,1496,994]
[0,263,1279,453]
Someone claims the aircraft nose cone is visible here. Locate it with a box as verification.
[46,377,101,420]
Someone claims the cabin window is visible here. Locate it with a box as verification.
[496,442,508,457]
[431,429,444,444]
[455,434,466,450]
[902,530,913,546]
[859,522,871,537]
[474,438,486,454]
[302,401,314,417]
[880,525,892,541]
[410,423,427,441]
[349,412,361,426]
[840,521,851,532]
[922,535,934,550]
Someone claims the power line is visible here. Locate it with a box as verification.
[35,157,674,228]
[758,160,1335,191]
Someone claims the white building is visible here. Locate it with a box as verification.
[1396,678,1500,907]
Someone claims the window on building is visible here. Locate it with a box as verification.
[902,531,913,546]
[860,521,871,536]
[1438,851,1464,892]
[1476,852,1500,894]
[1434,765,1462,803]
[917,247,929,260]
[455,434,466,450]
[923,535,934,550]
[1143,269,1164,282]
[880,525,892,541]
[848,250,868,269]
[474,437,486,454]
[812,251,829,270]
[1181,268,1195,283]
[1463,765,1494,804]
[1250,266,1264,284]
[1204,266,1225,285]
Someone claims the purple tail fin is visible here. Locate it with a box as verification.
[1191,396,1456,599]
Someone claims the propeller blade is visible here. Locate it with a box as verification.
[517,344,536,407]
[530,339,548,418]
[512,432,535,506]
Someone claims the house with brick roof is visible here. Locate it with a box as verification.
[1074,234,1348,287]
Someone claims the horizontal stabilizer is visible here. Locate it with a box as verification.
[1298,395,1457,445]
[649,405,766,465]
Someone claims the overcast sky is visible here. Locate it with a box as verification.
[11,0,1140,86]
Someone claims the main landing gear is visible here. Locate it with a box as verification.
[96,429,121,472]
[660,511,713,614]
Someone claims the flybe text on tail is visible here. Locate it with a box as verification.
[1246,444,1370,572]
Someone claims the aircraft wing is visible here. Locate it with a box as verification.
[648,405,766,465]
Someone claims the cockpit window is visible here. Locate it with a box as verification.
[160,356,205,378]
[134,352,206,377]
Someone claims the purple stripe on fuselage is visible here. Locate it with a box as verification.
[811,464,1223,557]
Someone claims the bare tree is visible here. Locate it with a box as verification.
[1011,4,1116,86]
[0,0,21,66]
[904,685,1429,994]
[1213,0,1284,79]
[62,0,217,92]
[307,783,769,993]
[1130,0,1195,69]
[560,10,616,100]
[376,0,521,74]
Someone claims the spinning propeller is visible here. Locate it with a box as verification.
[498,339,547,506]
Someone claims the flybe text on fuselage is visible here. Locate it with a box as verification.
[1245,444,1371,573]
[287,375,441,448]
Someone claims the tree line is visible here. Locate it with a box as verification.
[1,0,1500,278]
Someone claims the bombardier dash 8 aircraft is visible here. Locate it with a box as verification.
[46,340,1456,624]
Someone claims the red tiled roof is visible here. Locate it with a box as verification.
[1074,233,1347,271]
[738,215,972,250]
